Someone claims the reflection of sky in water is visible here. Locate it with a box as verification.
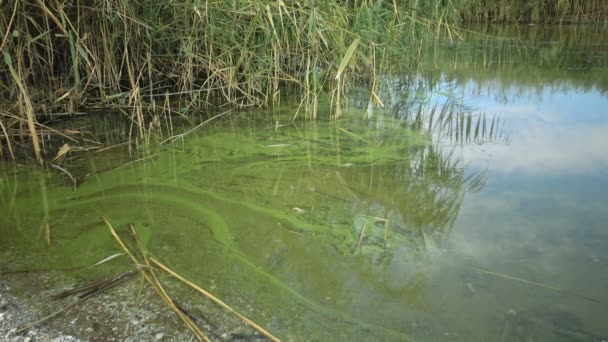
[430,77,608,338]
[442,78,608,244]
[443,80,608,175]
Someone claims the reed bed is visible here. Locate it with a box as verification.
[1,1,605,162]
[0,0,448,162]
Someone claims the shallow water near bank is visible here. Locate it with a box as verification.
[2,25,608,341]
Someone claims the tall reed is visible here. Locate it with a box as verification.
[1,1,605,161]
[0,0,452,160]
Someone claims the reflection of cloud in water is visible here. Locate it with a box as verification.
[450,82,608,175]
[466,125,608,174]
[449,186,608,295]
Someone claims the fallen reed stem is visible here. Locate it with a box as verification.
[148,257,281,342]
[48,163,77,191]
[16,270,136,334]
[476,268,607,305]
[102,217,210,341]
[161,110,233,145]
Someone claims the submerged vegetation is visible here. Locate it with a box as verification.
[0,0,606,162]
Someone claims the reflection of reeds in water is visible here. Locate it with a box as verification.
[434,107,508,145]
[337,93,501,249]
[339,140,489,253]
[345,145,483,257]
[402,145,481,235]
[379,0,608,25]
[424,25,608,96]
[350,72,509,145]
[447,0,608,24]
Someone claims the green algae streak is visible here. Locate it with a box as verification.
[1,112,474,340]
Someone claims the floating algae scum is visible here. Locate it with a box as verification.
[1,104,477,340]
[1,19,608,342]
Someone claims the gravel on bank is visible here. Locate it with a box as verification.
[0,268,261,341]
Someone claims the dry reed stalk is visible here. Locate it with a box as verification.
[53,271,137,300]
[146,264,210,341]
[0,119,15,159]
[338,127,370,144]
[2,0,604,162]
[44,222,51,246]
[0,0,18,55]
[48,162,77,190]
[5,57,42,163]
[354,223,367,254]
[148,257,281,342]
[130,224,207,339]
[101,217,210,341]
[476,268,606,304]
[16,270,136,334]
[161,110,233,144]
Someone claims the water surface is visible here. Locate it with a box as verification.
[1,25,607,341]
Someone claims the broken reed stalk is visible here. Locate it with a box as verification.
[16,270,136,334]
[101,217,210,342]
[129,223,148,261]
[161,109,233,144]
[354,223,366,254]
[52,271,136,300]
[48,162,78,190]
[44,222,51,246]
[148,256,282,342]
[338,127,371,144]
[476,268,561,292]
[0,119,15,159]
[128,224,148,306]
[146,260,210,341]
[476,268,607,305]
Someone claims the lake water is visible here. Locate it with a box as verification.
[1,26,607,341]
